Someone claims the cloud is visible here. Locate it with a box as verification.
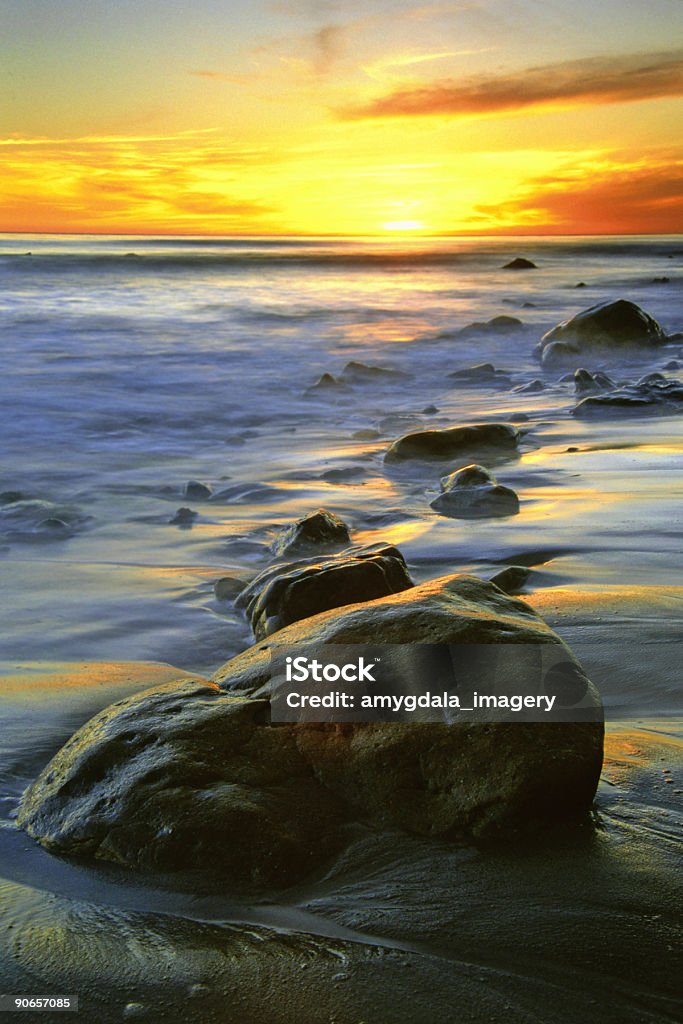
[339,49,683,120]
[471,155,683,234]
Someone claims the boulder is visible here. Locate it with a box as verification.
[503,258,537,269]
[537,300,667,367]
[18,575,604,884]
[236,543,414,639]
[431,465,519,518]
[272,508,351,556]
[385,422,520,463]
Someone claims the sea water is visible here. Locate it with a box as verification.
[0,234,681,680]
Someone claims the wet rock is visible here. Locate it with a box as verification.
[185,481,212,501]
[0,490,24,505]
[537,300,668,367]
[170,507,197,526]
[385,422,520,463]
[573,369,615,394]
[513,379,544,393]
[339,361,407,383]
[454,317,523,339]
[351,428,381,440]
[573,374,683,416]
[449,363,498,382]
[663,360,680,370]
[272,508,351,556]
[503,258,537,269]
[308,372,346,392]
[575,282,586,288]
[421,404,439,414]
[0,498,86,539]
[214,575,252,601]
[18,575,604,883]
[653,276,670,284]
[431,465,519,519]
[509,412,530,422]
[489,566,531,594]
[236,543,413,639]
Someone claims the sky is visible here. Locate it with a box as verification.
[1,0,683,235]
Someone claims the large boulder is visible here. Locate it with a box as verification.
[385,422,520,462]
[537,300,667,367]
[236,543,414,639]
[18,576,603,886]
[430,465,519,518]
[272,508,350,556]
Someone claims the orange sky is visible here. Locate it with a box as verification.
[2,0,682,236]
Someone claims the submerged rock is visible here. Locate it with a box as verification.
[537,300,668,367]
[513,379,544,393]
[18,575,604,883]
[503,258,537,269]
[385,422,520,463]
[448,363,500,382]
[339,361,407,383]
[170,507,197,526]
[272,508,351,556]
[431,465,519,519]
[236,543,413,638]
[573,374,683,416]
[308,372,346,392]
[184,481,212,501]
[453,317,524,339]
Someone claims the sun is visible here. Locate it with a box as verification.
[382,219,426,232]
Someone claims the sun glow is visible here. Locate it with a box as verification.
[382,219,426,232]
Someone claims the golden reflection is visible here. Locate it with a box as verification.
[352,520,432,548]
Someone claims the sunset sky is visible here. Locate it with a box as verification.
[2,0,683,235]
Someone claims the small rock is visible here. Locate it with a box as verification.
[449,363,497,382]
[185,480,212,501]
[309,372,345,391]
[214,576,247,601]
[386,422,520,462]
[503,257,537,270]
[272,508,351,556]
[352,428,381,440]
[513,379,544,393]
[421,404,439,414]
[170,507,197,526]
[509,412,530,422]
[0,490,24,505]
[430,464,519,519]
[663,360,680,370]
[652,276,670,284]
[575,282,586,288]
[489,566,531,594]
[339,361,407,383]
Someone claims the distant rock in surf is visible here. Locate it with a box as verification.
[573,368,614,394]
[431,464,519,519]
[184,480,212,500]
[308,372,346,392]
[537,300,668,368]
[339,361,408,383]
[236,543,413,639]
[385,422,520,462]
[272,508,351,556]
[489,565,531,594]
[513,379,544,393]
[503,258,537,269]
[453,316,524,340]
[170,507,197,527]
[573,373,683,416]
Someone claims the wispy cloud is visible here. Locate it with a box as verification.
[471,153,683,234]
[339,49,683,120]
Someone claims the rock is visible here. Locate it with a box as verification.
[513,379,544,393]
[489,566,531,594]
[503,258,537,269]
[522,301,536,308]
[509,412,530,422]
[272,508,351,556]
[573,369,614,394]
[431,465,519,519]
[339,361,407,383]
[421,404,439,414]
[236,543,413,639]
[663,360,680,370]
[385,423,520,463]
[653,276,670,284]
[449,363,497,381]
[308,372,346,391]
[0,490,24,504]
[18,575,604,883]
[185,481,212,501]
[537,300,668,367]
[170,507,197,526]
[453,317,523,339]
[575,282,586,288]
[573,375,683,416]
[214,575,249,601]
[351,428,381,440]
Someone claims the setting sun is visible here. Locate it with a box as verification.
[382,219,426,232]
